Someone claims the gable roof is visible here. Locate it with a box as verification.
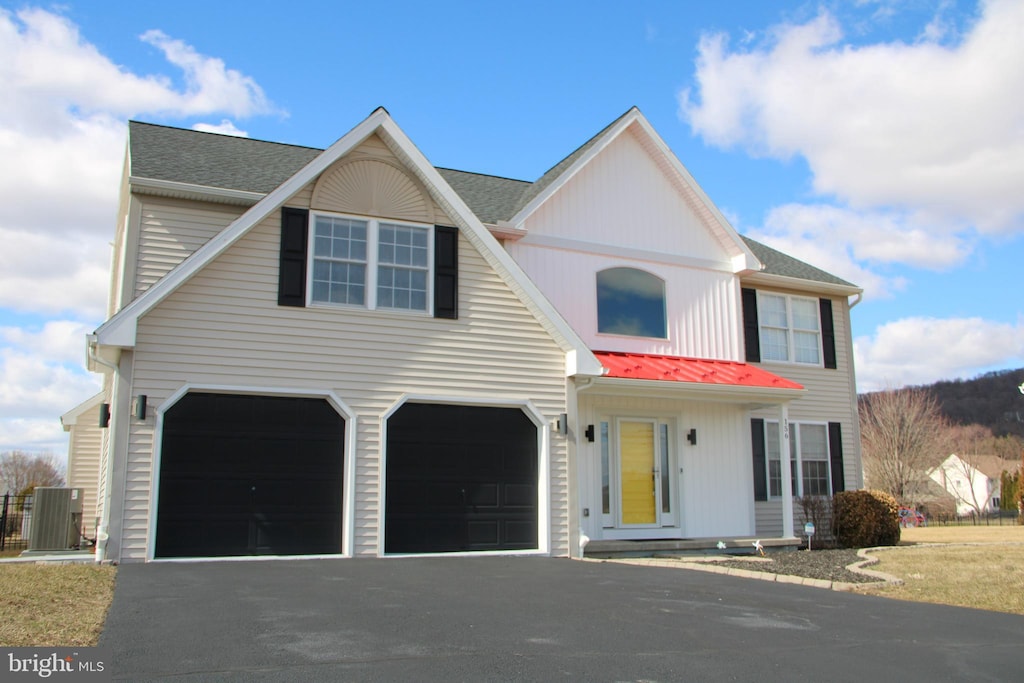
[503,107,760,273]
[61,392,105,430]
[100,109,604,376]
[123,114,858,291]
[941,454,1020,479]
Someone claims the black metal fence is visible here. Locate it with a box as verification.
[1,492,33,553]
[924,510,1021,526]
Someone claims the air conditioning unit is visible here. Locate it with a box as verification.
[28,487,83,551]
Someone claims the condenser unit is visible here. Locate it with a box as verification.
[28,487,83,551]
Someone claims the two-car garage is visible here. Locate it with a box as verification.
[154,393,540,559]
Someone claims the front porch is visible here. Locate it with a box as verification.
[583,536,801,559]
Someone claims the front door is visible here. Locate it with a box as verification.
[619,420,658,526]
[601,418,676,530]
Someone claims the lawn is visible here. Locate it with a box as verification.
[858,524,1024,615]
[0,564,117,646]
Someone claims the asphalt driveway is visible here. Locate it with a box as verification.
[99,557,1022,681]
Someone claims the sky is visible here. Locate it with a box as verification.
[1,0,1022,456]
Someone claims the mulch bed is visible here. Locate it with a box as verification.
[705,548,879,583]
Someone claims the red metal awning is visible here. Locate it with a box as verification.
[593,351,803,390]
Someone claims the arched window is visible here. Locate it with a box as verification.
[596,267,666,338]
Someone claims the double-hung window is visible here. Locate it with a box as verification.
[310,213,431,313]
[758,293,821,364]
[765,421,831,497]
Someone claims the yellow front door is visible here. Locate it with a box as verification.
[619,421,656,525]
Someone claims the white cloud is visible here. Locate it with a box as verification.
[0,6,279,452]
[680,0,1024,236]
[0,228,110,318]
[746,202,972,299]
[854,316,1024,391]
[0,418,73,456]
[192,119,249,136]
[0,348,101,423]
[1,320,95,365]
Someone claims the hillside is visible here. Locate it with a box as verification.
[861,368,1024,439]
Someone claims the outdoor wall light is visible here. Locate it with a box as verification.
[686,428,697,445]
[132,395,147,420]
[99,403,110,428]
[584,425,595,442]
[553,413,568,435]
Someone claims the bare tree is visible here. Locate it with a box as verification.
[0,450,65,495]
[860,388,947,505]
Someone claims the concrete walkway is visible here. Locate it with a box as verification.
[99,556,1023,681]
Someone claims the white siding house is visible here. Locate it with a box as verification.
[80,107,863,562]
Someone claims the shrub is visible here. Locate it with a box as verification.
[831,489,900,548]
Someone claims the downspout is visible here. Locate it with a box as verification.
[848,292,863,309]
[88,334,119,564]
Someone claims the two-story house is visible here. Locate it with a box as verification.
[72,107,862,562]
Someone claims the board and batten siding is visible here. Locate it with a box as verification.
[507,244,741,359]
[524,127,730,260]
[65,402,104,531]
[120,208,571,560]
[578,394,755,540]
[748,291,861,537]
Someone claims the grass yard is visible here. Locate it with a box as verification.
[859,525,1024,615]
[0,564,117,646]
[900,524,1024,545]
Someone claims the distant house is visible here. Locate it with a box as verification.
[928,454,1018,516]
[71,107,864,562]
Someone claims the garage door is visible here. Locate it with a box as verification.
[385,403,538,554]
[156,393,345,558]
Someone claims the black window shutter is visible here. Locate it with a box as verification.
[278,207,309,307]
[828,422,845,493]
[751,418,767,502]
[820,298,837,369]
[742,288,760,363]
[434,226,458,319]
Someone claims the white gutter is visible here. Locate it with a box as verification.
[87,334,118,564]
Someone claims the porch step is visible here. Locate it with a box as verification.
[583,537,801,559]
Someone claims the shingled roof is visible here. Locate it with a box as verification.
[127,120,855,288]
[741,236,857,288]
[129,121,320,193]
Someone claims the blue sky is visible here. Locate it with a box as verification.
[1,0,1022,454]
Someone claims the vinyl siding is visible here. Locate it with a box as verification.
[748,290,862,536]
[65,403,103,531]
[119,204,569,560]
[578,394,755,540]
[133,198,246,298]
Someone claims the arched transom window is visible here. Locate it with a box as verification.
[596,267,667,339]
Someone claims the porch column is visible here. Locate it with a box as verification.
[778,403,795,538]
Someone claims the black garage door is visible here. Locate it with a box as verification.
[156,393,345,558]
[385,403,538,554]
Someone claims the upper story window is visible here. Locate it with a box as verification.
[596,267,666,339]
[758,293,820,364]
[310,213,431,313]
